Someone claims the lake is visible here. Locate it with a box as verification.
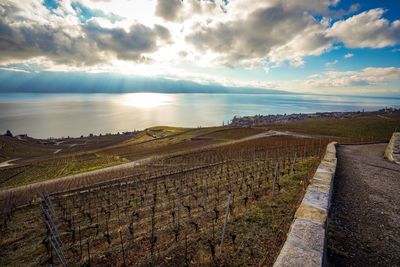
[0,93,399,138]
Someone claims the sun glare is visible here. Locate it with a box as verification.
[120,93,171,108]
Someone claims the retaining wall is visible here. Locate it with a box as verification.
[273,142,337,267]
[384,132,400,164]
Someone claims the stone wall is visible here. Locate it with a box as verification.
[384,132,400,164]
[273,142,337,267]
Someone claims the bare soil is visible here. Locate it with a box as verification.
[327,143,400,266]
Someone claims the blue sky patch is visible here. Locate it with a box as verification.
[43,0,58,11]
[71,2,123,23]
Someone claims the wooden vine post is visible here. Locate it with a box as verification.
[220,193,232,255]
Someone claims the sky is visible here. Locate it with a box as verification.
[0,0,399,96]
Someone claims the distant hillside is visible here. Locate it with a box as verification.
[0,70,288,95]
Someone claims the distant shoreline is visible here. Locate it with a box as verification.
[0,91,400,99]
[230,108,400,127]
[3,108,399,141]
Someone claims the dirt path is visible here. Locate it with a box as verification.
[377,114,394,120]
[0,158,20,168]
[0,130,309,201]
[327,143,400,266]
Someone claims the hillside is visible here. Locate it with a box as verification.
[1,115,399,266]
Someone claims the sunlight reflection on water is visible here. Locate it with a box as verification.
[118,93,173,108]
[0,93,398,138]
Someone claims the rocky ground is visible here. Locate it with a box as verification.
[327,143,400,266]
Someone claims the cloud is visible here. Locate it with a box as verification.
[0,2,92,64]
[305,67,400,88]
[325,59,339,66]
[84,20,170,61]
[155,0,182,22]
[71,2,124,23]
[344,53,353,58]
[185,3,399,68]
[0,0,399,95]
[0,0,170,65]
[186,1,334,67]
[328,8,400,48]
[155,0,221,23]
[0,66,30,73]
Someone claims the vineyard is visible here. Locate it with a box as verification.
[2,136,332,266]
[0,127,265,190]
[0,153,128,190]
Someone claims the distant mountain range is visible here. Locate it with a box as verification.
[0,70,287,95]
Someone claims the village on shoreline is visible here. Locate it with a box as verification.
[229,107,400,127]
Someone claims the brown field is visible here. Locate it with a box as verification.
[260,112,400,139]
[1,136,325,266]
[0,127,263,189]
[1,114,399,266]
[2,113,398,190]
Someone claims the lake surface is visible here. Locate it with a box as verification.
[0,93,399,138]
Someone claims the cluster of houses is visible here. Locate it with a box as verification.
[228,109,399,127]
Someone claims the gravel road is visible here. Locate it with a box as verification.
[327,143,400,266]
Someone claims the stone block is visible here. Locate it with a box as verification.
[273,239,322,267]
[273,142,337,267]
[302,188,330,210]
[313,172,333,185]
[287,218,325,252]
[295,204,327,225]
[308,181,330,194]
